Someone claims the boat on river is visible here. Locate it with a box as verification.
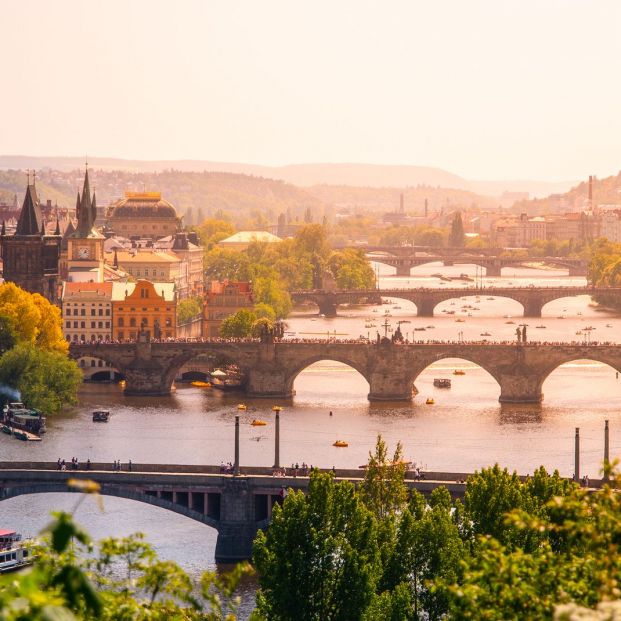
[0,530,32,573]
[333,440,348,447]
[433,378,451,388]
[425,398,435,405]
[453,370,466,376]
[92,410,110,422]
[191,381,211,388]
[536,325,546,329]
[251,419,267,426]
[237,404,247,411]
[211,368,244,392]
[1,403,45,436]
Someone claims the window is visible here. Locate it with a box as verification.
[130,318,136,327]
[90,360,96,367]
[98,309,103,316]
[66,308,71,316]
[165,318,172,328]
[65,321,70,328]
[105,321,110,328]
[118,331,124,339]
[90,321,95,328]
[73,321,78,328]
[105,309,110,316]
[98,322,103,328]
[141,318,148,327]
[91,309,96,316]
[81,322,85,328]
[140,289,149,299]
[80,309,86,316]
[118,318,124,327]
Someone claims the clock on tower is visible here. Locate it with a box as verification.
[77,246,90,259]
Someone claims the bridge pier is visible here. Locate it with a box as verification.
[214,478,260,563]
[498,373,543,403]
[395,265,412,277]
[317,299,338,317]
[522,298,543,318]
[416,299,436,317]
[123,367,174,396]
[368,371,414,401]
[246,368,294,399]
[485,264,502,277]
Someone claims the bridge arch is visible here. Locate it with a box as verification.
[538,355,621,399]
[0,484,221,530]
[540,294,593,316]
[284,355,371,397]
[406,354,502,401]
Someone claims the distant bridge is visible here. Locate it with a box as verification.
[70,340,621,403]
[359,247,588,277]
[290,286,619,317]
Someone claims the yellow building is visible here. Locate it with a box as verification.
[106,192,181,239]
[112,280,176,341]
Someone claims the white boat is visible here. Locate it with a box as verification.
[0,530,32,572]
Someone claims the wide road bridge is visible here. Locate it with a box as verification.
[70,340,621,403]
[0,462,472,562]
[363,249,588,277]
[290,286,620,317]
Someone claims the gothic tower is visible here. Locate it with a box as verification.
[0,177,61,302]
[66,166,105,282]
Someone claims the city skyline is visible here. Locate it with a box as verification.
[2,0,621,182]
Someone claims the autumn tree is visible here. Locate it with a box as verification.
[449,211,465,247]
[219,309,257,338]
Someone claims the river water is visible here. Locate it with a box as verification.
[1,262,620,618]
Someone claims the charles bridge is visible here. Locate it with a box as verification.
[70,340,621,403]
[290,285,621,317]
[358,246,588,277]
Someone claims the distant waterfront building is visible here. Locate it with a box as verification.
[106,192,181,239]
[111,280,176,341]
[61,281,113,343]
[203,280,253,337]
[217,231,281,252]
[0,179,61,303]
[107,249,181,285]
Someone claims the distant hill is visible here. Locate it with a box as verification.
[0,155,576,198]
[512,171,621,214]
[0,169,327,225]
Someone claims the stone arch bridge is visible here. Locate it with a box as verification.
[290,286,621,317]
[70,341,621,403]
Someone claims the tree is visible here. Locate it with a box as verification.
[360,435,408,520]
[328,249,375,290]
[194,218,235,251]
[254,471,380,621]
[219,309,257,338]
[449,211,465,247]
[177,296,203,323]
[0,344,82,414]
[0,283,67,353]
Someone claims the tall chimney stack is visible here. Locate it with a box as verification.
[424,198,428,218]
[588,175,593,205]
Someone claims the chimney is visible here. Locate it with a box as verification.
[424,198,428,218]
[589,175,593,205]
[399,193,404,213]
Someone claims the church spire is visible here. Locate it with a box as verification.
[54,216,61,236]
[76,164,95,236]
[1,221,5,236]
[15,183,43,236]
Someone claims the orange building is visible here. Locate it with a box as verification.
[112,280,176,341]
[202,280,253,337]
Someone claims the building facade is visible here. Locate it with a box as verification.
[0,182,61,303]
[107,250,181,285]
[61,282,113,343]
[202,280,253,338]
[112,280,176,341]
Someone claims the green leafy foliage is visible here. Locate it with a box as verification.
[0,508,253,620]
[219,309,257,338]
[178,296,203,324]
[449,211,465,247]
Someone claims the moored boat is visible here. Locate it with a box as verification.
[2,402,45,435]
[433,378,451,388]
[191,380,211,388]
[333,440,348,447]
[453,369,466,376]
[92,410,110,422]
[425,398,435,405]
[0,530,33,572]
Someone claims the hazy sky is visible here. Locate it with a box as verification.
[2,0,621,180]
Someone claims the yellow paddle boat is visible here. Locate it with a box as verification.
[251,419,267,426]
[237,404,247,411]
[333,440,349,447]
[191,380,211,388]
[426,398,435,405]
[272,405,283,412]
[453,370,466,376]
